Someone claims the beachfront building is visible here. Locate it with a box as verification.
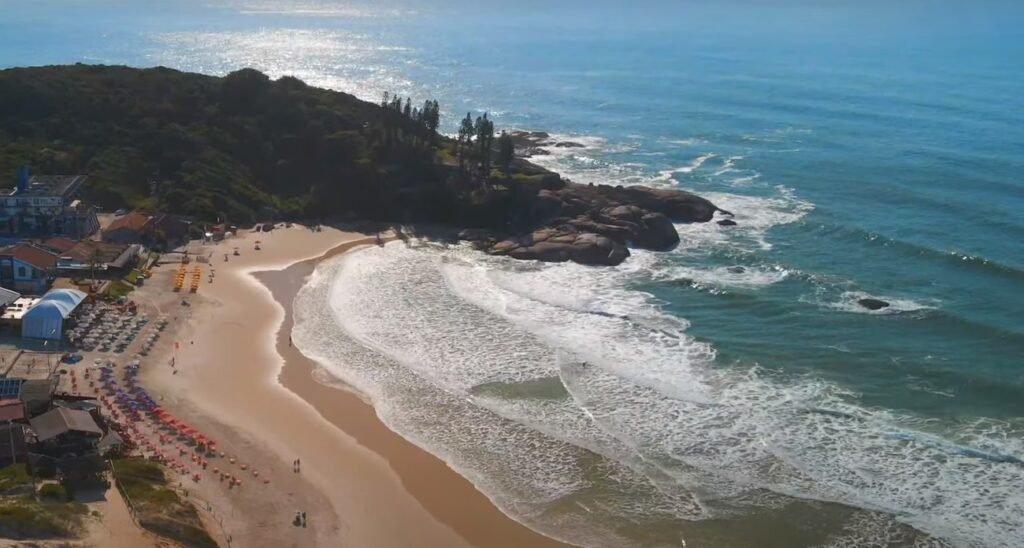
[101,212,151,244]
[29,407,103,456]
[102,211,191,249]
[20,289,86,340]
[0,168,98,238]
[0,243,59,294]
[55,240,142,278]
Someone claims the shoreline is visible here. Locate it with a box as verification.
[135,226,570,548]
[258,239,573,548]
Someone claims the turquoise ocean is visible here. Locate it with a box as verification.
[3,1,1023,546]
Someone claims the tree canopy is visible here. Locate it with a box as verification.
[0,64,559,229]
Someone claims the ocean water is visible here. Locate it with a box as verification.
[3,2,1024,546]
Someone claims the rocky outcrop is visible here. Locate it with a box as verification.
[462,132,733,266]
[461,181,728,266]
[481,228,630,266]
[858,298,890,311]
[506,131,587,157]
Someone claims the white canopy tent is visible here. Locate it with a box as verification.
[21,289,87,340]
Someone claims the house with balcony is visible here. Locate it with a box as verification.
[0,168,98,239]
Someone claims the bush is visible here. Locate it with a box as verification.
[0,497,79,538]
[37,483,67,502]
[0,465,32,493]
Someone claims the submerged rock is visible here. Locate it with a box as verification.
[858,298,890,311]
[717,219,738,227]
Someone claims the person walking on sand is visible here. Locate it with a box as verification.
[301,512,307,528]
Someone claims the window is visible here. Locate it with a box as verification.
[16,266,26,278]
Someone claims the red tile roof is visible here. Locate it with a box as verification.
[105,212,151,234]
[40,237,78,254]
[1,244,58,270]
[0,399,25,422]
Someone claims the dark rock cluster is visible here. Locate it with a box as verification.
[461,181,732,266]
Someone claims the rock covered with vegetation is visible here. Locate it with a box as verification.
[0,64,726,266]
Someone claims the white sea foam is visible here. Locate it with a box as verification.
[293,242,1024,548]
[653,153,717,183]
[655,264,790,290]
[674,186,814,252]
[712,155,744,176]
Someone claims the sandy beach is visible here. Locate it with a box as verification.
[132,226,570,548]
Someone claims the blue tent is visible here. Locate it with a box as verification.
[21,289,87,340]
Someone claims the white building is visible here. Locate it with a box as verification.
[0,168,98,238]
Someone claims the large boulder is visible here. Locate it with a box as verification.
[488,228,630,266]
[552,183,723,223]
[638,212,679,250]
[612,186,722,222]
[532,189,564,221]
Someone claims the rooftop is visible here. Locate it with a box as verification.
[59,241,137,268]
[2,350,56,381]
[105,212,151,234]
[1,297,39,321]
[0,399,25,422]
[24,289,87,320]
[0,287,19,307]
[0,243,59,270]
[30,407,102,442]
[0,175,88,199]
[20,378,56,403]
[40,237,78,254]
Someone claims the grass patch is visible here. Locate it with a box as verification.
[37,483,68,503]
[111,458,216,548]
[123,269,142,284]
[0,465,31,494]
[0,496,86,539]
[105,280,135,299]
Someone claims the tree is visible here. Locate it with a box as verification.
[497,131,514,174]
[474,113,494,177]
[458,112,475,169]
[424,100,440,134]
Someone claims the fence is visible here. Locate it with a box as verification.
[109,458,233,547]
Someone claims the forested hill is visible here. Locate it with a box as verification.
[0,64,537,225]
[0,64,725,265]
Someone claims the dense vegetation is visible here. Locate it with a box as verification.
[0,64,555,226]
[0,465,88,539]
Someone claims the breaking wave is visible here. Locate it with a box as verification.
[293,241,1024,548]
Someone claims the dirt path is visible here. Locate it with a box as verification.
[82,484,174,548]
